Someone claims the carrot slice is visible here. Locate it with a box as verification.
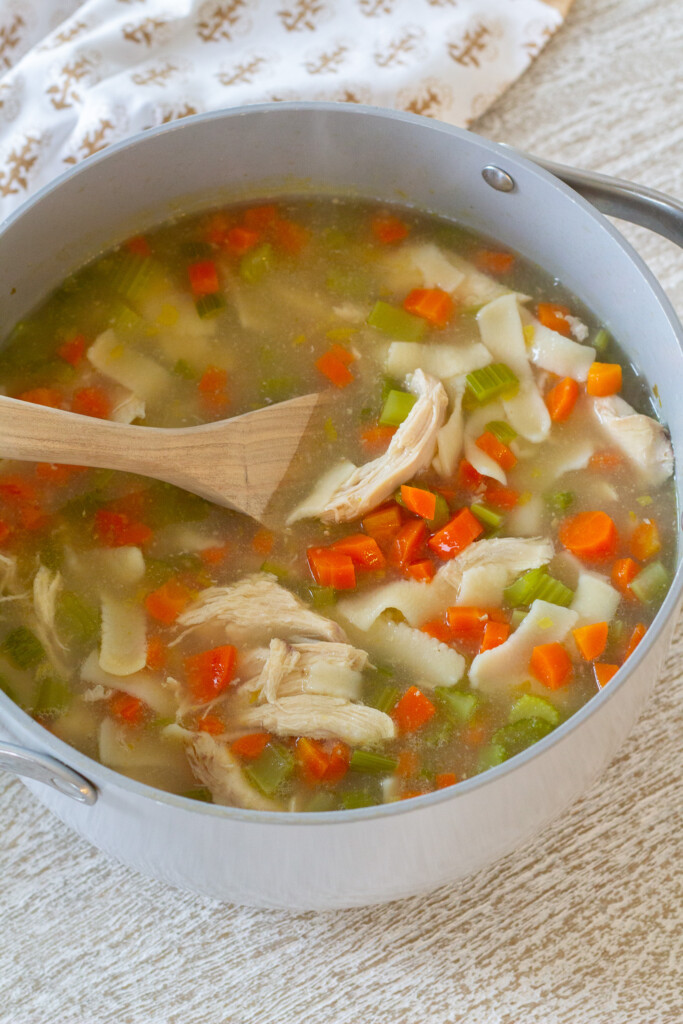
[231,733,271,760]
[94,509,152,548]
[428,507,484,560]
[558,510,618,563]
[360,424,397,450]
[393,685,436,733]
[475,431,517,471]
[330,534,386,570]
[536,302,571,336]
[400,484,437,521]
[484,481,519,510]
[324,741,350,783]
[545,377,579,422]
[16,388,63,408]
[185,644,237,704]
[188,259,219,296]
[390,519,427,567]
[57,334,86,367]
[586,362,622,397]
[474,250,515,275]
[447,606,489,640]
[396,750,419,778]
[72,386,111,420]
[315,350,354,388]
[243,205,278,230]
[199,544,230,567]
[361,503,403,544]
[406,559,435,582]
[126,235,151,257]
[594,663,619,688]
[402,288,454,328]
[251,527,274,556]
[435,771,458,789]
[295,737,330,781]
[479,620,510,652]
[457,459,484,492]
[371,214,409,244]
[145,578,192,625]
[307,547,356,590]
[572,621,609,661]
[420,618,452,643]
[225,226,260,254]
[630,519,661,561]
[623,622,647,663]
[530,642,573,689]
[612,556,640,598]
[197,714,225,736]
[146,635,167,671]
[271,219,310,255]
[109,692,148,728]
[589,450,623,471]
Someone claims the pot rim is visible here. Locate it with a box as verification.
[1,100,681,826]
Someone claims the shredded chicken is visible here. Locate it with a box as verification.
[235,694,395,747]
[188,732,281,811]
[319,369,448,523]
[241,638,367,703]
[438,536,555,597]
[32,565,65,663]
[593,395,674,486]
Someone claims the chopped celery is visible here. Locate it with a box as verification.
[260,376,298,403]
[341,790,375,810]
[1,627,45,671]
[423,716,455,748]
[465,363,519,404]
[379,389,417,427]
[545,490,575,515]
[108,254,156,304]
[33,670,72,716]
[145,553,202,588]
[325,268,370,298]
[0,674,17,703]
[476,742,506,773]
[305,791,338,813]
[593,328,610,353]
[144,481,210,526]
[367,301,426,342]
[56,591,100,647]
[630,561,669,604]
[435,687,481,724]
[300,584,336,610]
[38,535,64,572]
[240,243,274,284]
[324,417,337,442]
[485,420,517,444]
[608,618,625,646]
[364,678,399,714]
[510,608,527,630]
[636,495,653,507]
[173,358,199,380]
[427,492,450,530]
[195,293,225,319]
[509,694,560,727]
[244,742,294,796]
[183,786,213,803]
[492,717,554,758]
[503,567,573,608]
[259,560,289,580]
[108,298,143,332]
[470,503,504,529]
[349,749,398,774]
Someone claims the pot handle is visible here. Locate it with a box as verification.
[520,154,683,246]
[0,741,97,804]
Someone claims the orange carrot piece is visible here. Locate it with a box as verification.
[188,259,219,296]
[251,527,274,556]
[295,737,330,781]
[428,507,484,560]
[589,450,623,471]
[623,622,647,663]
[57,334,86,367]
[559,509,618,563]
[402,288,454,328]
[315,349,354,388]
[16,388,63,408]
[630,519,661,561]
[406,559,435,582]
[536,302,571,336]
[435,771,458,789]
[361,503,403,544]
[271,219,310,255]
[484,481,519,510]
[530,642,573,690]
[0,520,11,545]
[243,204,278,230]
[612,556,640,598]
[420,619,452,643]
[324,741,350,783]
[328,343,354,366]
[474,250,515,275]
[479,620,510,652]
[307,547,356,590]
[231,733,272,760]
[396,750,419,778]
[393,685,436,733]
[390,519,427,567]
[586,362,622,397]
[461,719,488,748]
[225,226,260,254]
[72,386,111,420]
[198,365,228,394]
[34,463,85,485]
[330,533,386,570]
[184,644,237,704]
[371,213,409,244]
[0,475,38,504]
[545,377,580,422]
[360,424,397,449]
[400,484,437,521]
[94,509,152,548]
[145,578,192,625]
[594,663,619,688]
[109,691,148,728]
[146,635,167,671]
[457,459,484,492]
[126,235,151,257]
[475,430,517,470]
[197,714,226,736]
[447,606,489,639]
[199,543,230,567]
[572,621,609,661]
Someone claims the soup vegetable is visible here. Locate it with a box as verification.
[0,199,675,811]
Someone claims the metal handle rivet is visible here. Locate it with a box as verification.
[482,165,516,193]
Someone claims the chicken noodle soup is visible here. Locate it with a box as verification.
[0,199,675,811]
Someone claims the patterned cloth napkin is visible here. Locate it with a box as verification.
[0,0,571,220]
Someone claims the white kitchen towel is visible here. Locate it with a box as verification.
[0,0,571,219]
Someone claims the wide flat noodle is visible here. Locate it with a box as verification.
[88,329,172,403]
[385,340,491,381]
[522,309,595,381]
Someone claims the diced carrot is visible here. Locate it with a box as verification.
[188,259,219,296]
[199,543,230,567]
[72,386,111,420]
[428,507,484,560]
[271,219,310,255]
[559,509,618,563]
[371,213,409,244]
[19,505,51,532]
[546,377,579,422]
[57,334,86,367]
[34,463,84,485]
[307,547,356,589]
[109,692,148,728]
[474,250,515,275]
[251,527,274,556]
[0,475,38,504]
[400,789,428,801]
[0,520,11,545]
[612,556,640,598]
[225,226,260,254]
[328,343,354,366]
[530,642,573,689]
[330,533,386,570]
[435,771,458,789]
[145,578,192,625]
[400,484,437,521]
[197,714,225,736]
[323,741,350,783]
[420,618,452,643]
[623,622,647,663]
[390,519,427,567]
[94,509,152,548]
[204,211,232,246]
[315,349,354,388]
[406,559,435,582]
[479,620,510,652]
[447,606,489,640]
[393,685,436,733]
[362,504,403,544]
[536,302,571,336]
[457,459,484,492]
[586,362,622,397]
[475,430,517,471]
[402,287,454,328]
[572,621,609,661]
[396,750,419,778]
[126,235,151,257]
[295,737,330,781]
[360,424,397,450]
[589,450,623,471]
[198,365,228,411]
[145,635,167,672]
[594,663,619,688]
[184,644,237,704]
[243,204,279,230]
[16,388,63,408]
[484,480,519,510]
[630,519,661,561]
[461,719,488,748]
[231,733,271,760]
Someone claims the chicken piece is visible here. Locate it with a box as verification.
[110,391,146,425]
[242,638,368,703]
[287,460,356,525]
[188,732,282,811]
[438,536,555,596]
[236,694,395,747]
[319,369,448,523]
[433,376,467,478]
[176,573,347,645]
[593,395,674,486]
[32,566,65,670]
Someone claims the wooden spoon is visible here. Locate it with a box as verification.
[0,392,326,522]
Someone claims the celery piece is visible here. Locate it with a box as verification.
[509,694,560,727]
[350,749,398,774]
[435,687,481,724]
[593,328,610,353]
[485,420,517,445]
[0,674,17,704]
[109,254,156,305]
[492,717,554,758]
[300,584,336,610]
[630,561,669,604]
[364,679,399,714]
[545,490,575,515]
[423,716,455,748]
[244,742,294,797]
[183,786,213,803]
[144,553,202,588]
[240,243,274,284]
[636,495,653,507]
[367,301,426,342]
[503,567,573,608]
[260,376,298,403]
[465,363,519,404]
[1,627,45,671]
[195,293,225,319]
[259,560,289,581]
[305,791,338,813]
[476,742,506,773]
[39,536,64,573]
[144,481,210,526]
[325,268,370,298]
[470,503,504,529]
[57,591,100,647]
[341,790,375,810]
[379,389,417,427]
[510,608,527,630]
[108,298,143,332]
[608,618,624,646]
[173,358,199,380]
[427,493,450,531]
[324,417,338,442]
[34,671,72,716]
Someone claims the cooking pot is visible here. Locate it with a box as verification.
[0,103,680,910]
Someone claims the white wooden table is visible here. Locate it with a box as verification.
[1,1,681,1021]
